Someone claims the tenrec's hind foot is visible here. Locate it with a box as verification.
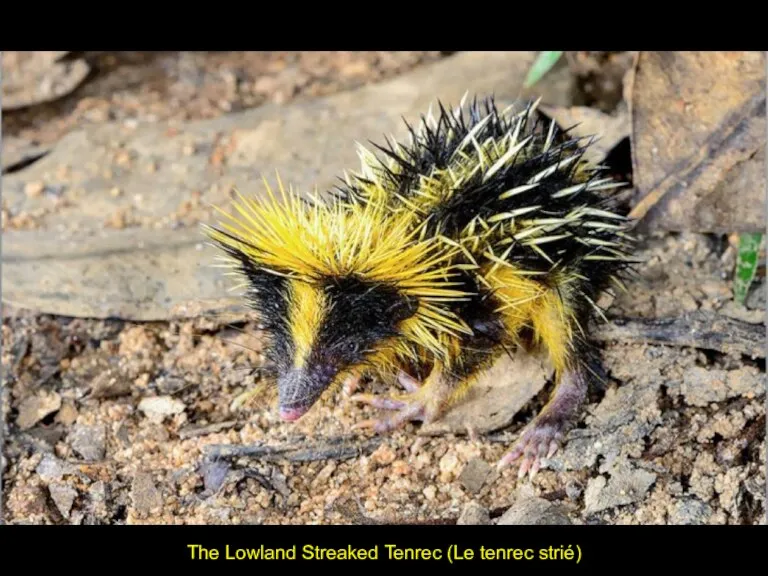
[498,367,587,480]
[498,414,565,479]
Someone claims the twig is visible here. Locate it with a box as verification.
[334,497,458,525]
[178,420,238,439]
[593,311,765,358]
[204,435,382,462]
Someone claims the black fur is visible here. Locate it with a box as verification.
[276,276,419,415]
[211,230,420,413]
[311,276,418,370]
[333,96,634,384]
[338,96,633,284]
[210,234,292,372]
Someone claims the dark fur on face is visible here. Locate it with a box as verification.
[225,244,417,419]
[277,275,417,420]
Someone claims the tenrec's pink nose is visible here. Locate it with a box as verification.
[279,407,305,422]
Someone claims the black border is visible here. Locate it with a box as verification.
[2,39,766,574]
[1,524,766,569]
[0,10,766,49]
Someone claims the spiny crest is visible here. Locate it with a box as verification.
[338,94,592,212]
[337,93,633,264]
[204,177,457,294]
[202,175,475,349]
[360,95,628,264]
[331,93,637,330]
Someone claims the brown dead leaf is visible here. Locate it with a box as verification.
[628,52,766,233]
[419,350,552,436]
[539,104,630,165]
[622,52,640,105]
[2,51,90,110]
[1,227,239,321]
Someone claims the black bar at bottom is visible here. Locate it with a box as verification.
[1,524,764,570]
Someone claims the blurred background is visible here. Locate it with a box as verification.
[1,51,637,320]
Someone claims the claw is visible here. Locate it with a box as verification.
[498,415,565,480]
[350,393,407,411]
[528,459,541,479]
[517,457,532,479]
[350,370,427,434]
[343,373,362,396]
[546,440,558,459]
[397,371,422,393]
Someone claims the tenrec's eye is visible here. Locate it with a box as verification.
[346,342,360,354]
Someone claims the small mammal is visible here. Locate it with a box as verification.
[204,95,635,479]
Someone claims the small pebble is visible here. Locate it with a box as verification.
[49,483,78,519]
[371,444,396,466]
[497,497,572,525]
[24,181,45,198]
[565,480,584,500]
[138,396,186,424]
[457,501,491,525]
[69,424,106,461]
[458,458,491,494]
[131,473,163,515]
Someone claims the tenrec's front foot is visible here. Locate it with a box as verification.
[342,372,362,397]
[498,414,566,479]
[351,371,431,434]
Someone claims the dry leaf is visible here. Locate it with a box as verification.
[419,351,552,436]
[628,52,766,233]
[540,104,630,165]
[2,51,90,110]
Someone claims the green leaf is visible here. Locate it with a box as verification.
[524,51,564,88]
[733,232,763,305]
